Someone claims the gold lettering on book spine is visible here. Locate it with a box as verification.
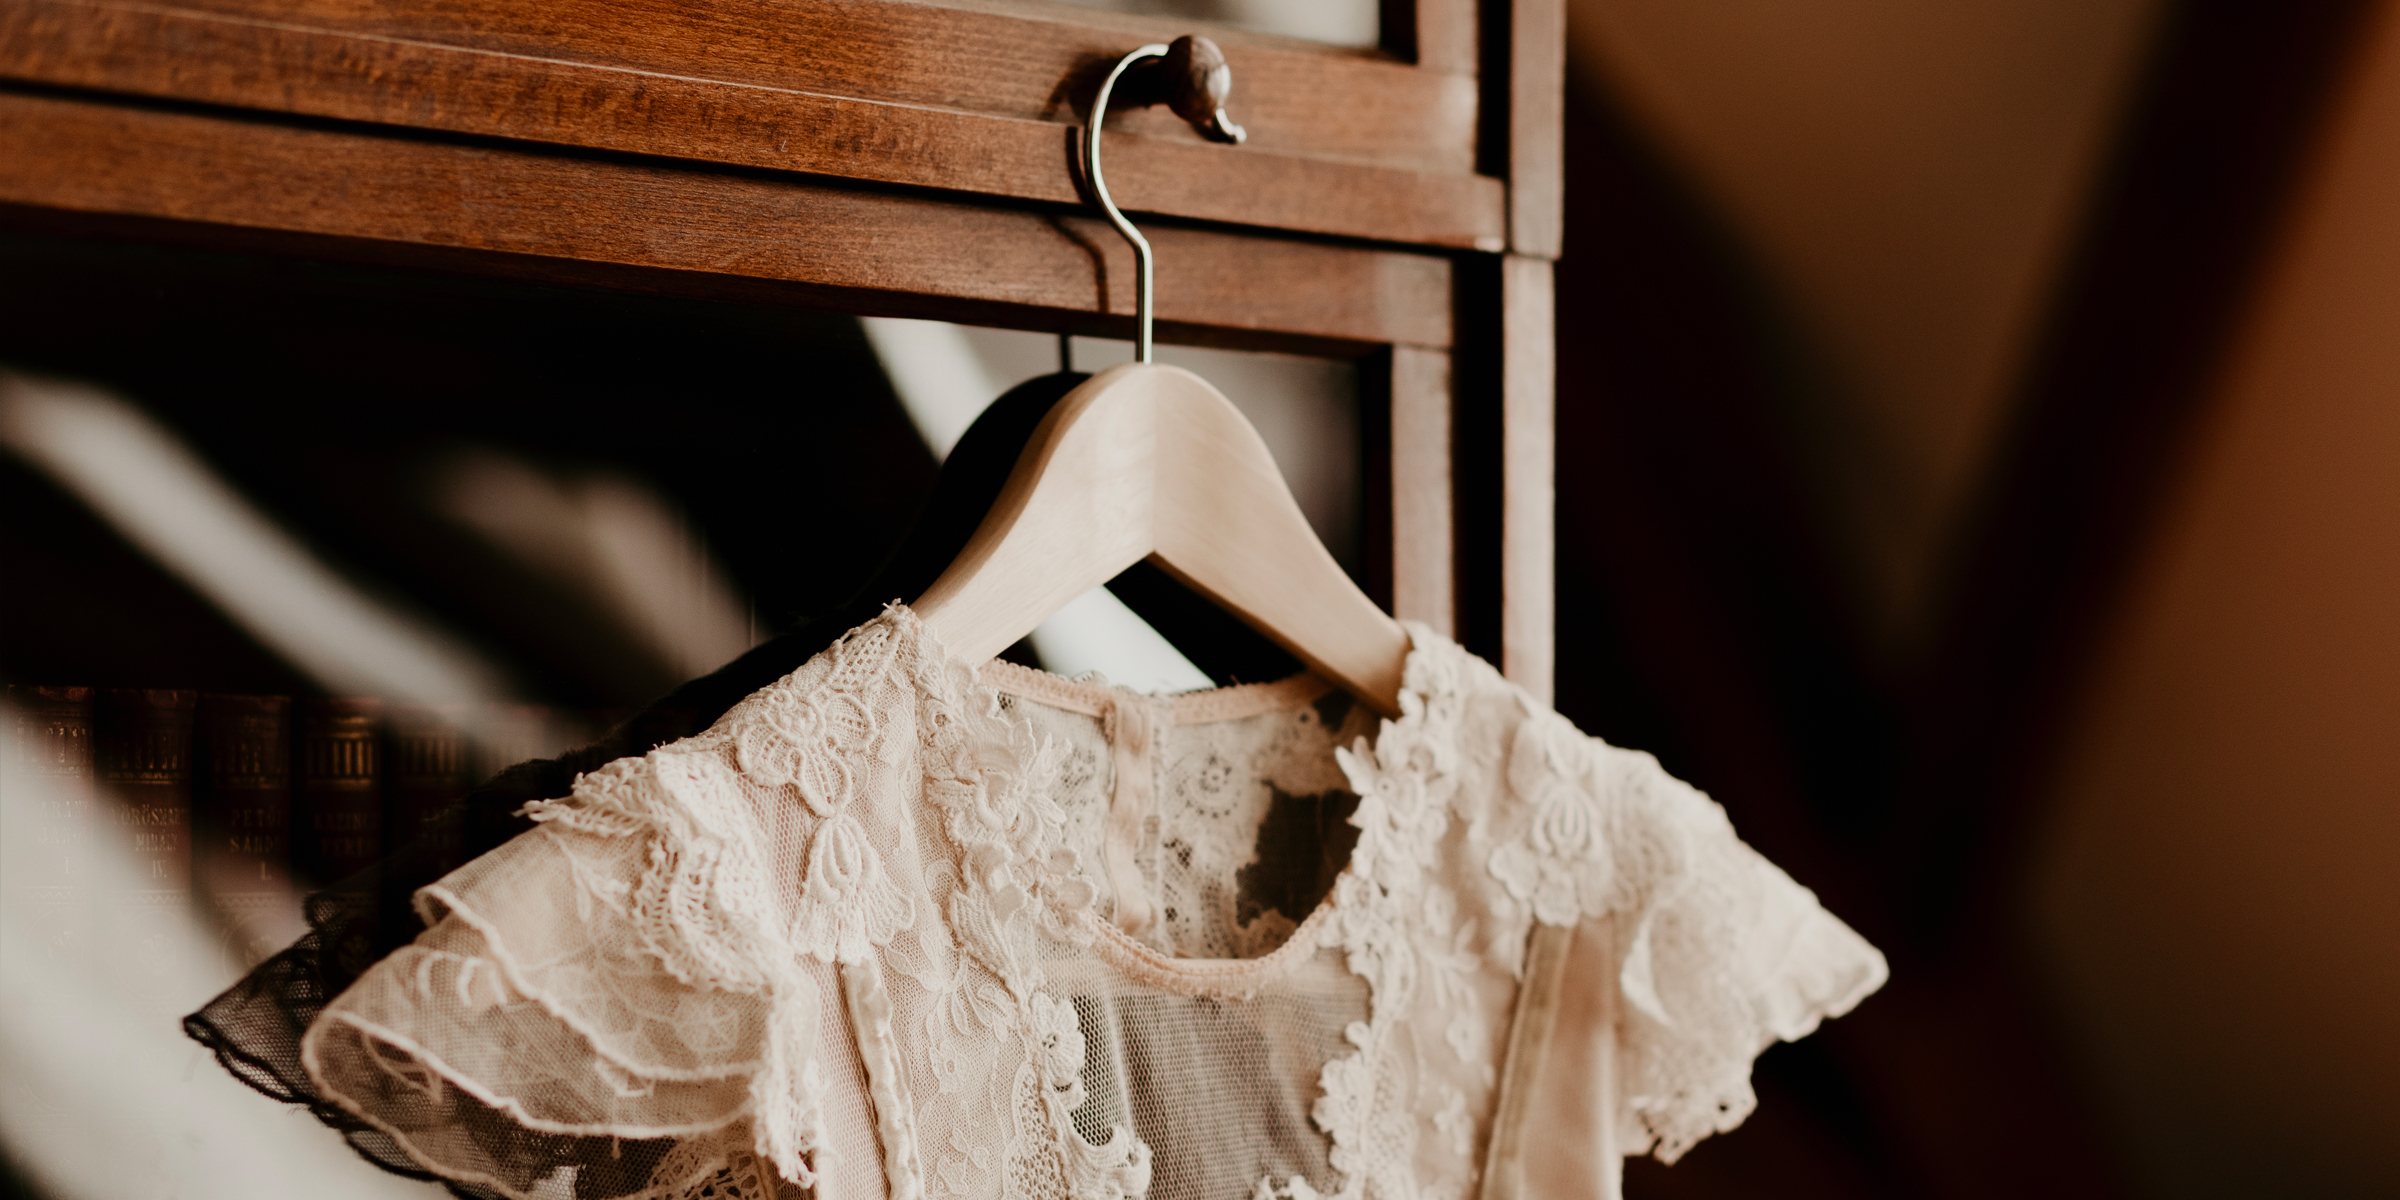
[298,698,384,884]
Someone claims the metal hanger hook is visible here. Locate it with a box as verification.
[1084,36,1246,364]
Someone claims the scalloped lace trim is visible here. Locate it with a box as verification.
[1480,695,1889,1163]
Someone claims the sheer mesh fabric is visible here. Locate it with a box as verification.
[950,672,1377,1197]
[182,888,506,1198]
[1044,949,1361,1200]
[988,669,1374,961]
[294,607,1887,1200]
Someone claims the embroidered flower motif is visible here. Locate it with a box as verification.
[537,754,786,994]
[937,1127,994,1197]
[1432,1086,1474,1158]
[1397,620,1465,753]
[1488,711,1614,925]
[1344,902,1420,1020]
[914,629,1085,1002]
[1418,886,1491,1081]
[1065,1123,1152,1200]
[1255,1178,1325,1200]
[730,620,897,814]
[926,978,1012,1097]
[1337,733,1447,892]
[1288,631,1473,1200]
[521,743,829,1188]
[1026,992,1088,1109]
[1313,1021,1377,1184]
[791,811,914,963]
[737,688,878,815]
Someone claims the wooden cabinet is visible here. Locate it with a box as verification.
[0,0,1560,694]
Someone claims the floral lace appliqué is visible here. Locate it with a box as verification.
[1488,710,1612,926]
[793,812,915,964]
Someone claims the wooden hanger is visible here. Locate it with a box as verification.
[913,39,1408,716]
[914,360,1407,715]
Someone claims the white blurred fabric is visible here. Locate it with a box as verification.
[0,700,443,1200]
[0,371,507,708]
[428,448,757,683]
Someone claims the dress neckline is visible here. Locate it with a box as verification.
[893,604,1448,995]
[977,657,1334,725]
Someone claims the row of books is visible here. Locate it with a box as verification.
[1,685,600,968]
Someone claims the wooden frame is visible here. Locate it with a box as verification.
[0,0,1561,693]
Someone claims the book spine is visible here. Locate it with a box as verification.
[195,694,298,964]
[2,686,96,964]
[388,704,470,878]
[296,697,384,888]
[95,688,198,968]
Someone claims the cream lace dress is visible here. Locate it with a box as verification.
[300,606,1885,1200]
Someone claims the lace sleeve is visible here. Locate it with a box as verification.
[299,747,835,1200]
[1596,745,1885,1162]
[1486,697,1886,1165]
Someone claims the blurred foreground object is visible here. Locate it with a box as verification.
[0,694,442,1200]
[0,370,506,708]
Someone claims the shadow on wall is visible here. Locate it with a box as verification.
[1568,0,2165,656]
[1554,0,2398,1195]
[2025,4,2400,1192]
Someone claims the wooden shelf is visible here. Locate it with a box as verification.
[0,87,1453,352]
[0,0,1504,249]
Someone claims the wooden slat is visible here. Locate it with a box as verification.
[1507,0,1565,257]
[1403,0,1481,74]
[1390,344,1456,635]
[0,88,1453,351]
[112,0,1481,176]
[1499,254,1553,697]
[0,0,1505,249]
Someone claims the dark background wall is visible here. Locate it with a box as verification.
[1549,0,2400,1194]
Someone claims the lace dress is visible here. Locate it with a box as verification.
[298,606,1885,1200]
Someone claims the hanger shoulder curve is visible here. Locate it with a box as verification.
[1147,371,1407,713]
[914,362,1408,716]
[912,362,1157,665]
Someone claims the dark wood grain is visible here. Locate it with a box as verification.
[0,87,1453,351]
[0,0,1504,249]
[76,0,1479,176]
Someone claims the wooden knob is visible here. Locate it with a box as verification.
[1160,35,1247,144]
